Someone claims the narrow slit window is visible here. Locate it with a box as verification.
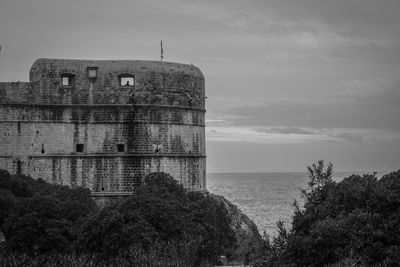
[17,121,21,135]
[117,144,125,152]
[120,77,134,86]
[76,144,84,153]
[17,160,22,175]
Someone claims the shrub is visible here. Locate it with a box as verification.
[0,170,236,265]
[0,170,97,254]
[256,161,400,266]
[76,172,236,264]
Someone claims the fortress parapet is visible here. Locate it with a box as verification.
[0,58,206,199]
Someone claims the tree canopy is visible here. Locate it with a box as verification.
[0,170,237,266]
[256,162,400,266]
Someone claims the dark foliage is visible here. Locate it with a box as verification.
[0,170,97,254]
[76,172,236,264]
[255,162,400,266]
[0,170,236,265]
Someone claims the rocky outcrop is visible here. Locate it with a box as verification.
[209,193,263,261]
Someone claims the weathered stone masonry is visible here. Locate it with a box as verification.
[0,58,206,199]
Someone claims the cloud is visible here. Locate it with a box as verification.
[227,91,400,132]
[340,77,400,107]
[254,126,315,135]
[207,125,332,144]
[206,122,400,145]
[334,133,363,143]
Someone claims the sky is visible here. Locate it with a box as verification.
[1,0,399,173]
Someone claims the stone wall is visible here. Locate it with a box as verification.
[0,58,206,193]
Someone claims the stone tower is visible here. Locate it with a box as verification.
[0,58,206,201]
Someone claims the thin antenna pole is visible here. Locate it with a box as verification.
[160,40,163,62]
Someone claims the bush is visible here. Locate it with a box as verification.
[256,161,400,266]
[0,170,236,265]
[76,172,236,264]
[0,170,97,254]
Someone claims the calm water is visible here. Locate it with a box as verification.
[207,171,386,237]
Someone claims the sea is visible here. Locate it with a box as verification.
[207,171,388,238]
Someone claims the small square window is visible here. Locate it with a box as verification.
[120,77,134,86]
[87,67,98,78]
[76,144,84,153]
[61,74,74,87]
[117,144,125,152]
[62,76,70,86]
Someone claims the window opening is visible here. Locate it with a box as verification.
[76,144,84,153]
[61,74,75,87]
[17,160,22,175]
[87,67,98,79]
[41,144,45,154]
[62,76,70,86]
[120,76,134,86]
[117,144,125,152]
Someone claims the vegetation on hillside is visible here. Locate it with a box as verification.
[3,161,399,266]
[253,161,400,266]
[0,170,236,266]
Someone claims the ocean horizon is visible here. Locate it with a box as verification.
[207,171,390,237]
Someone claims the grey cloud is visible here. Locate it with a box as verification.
[338,77,400,107]
[228,97,400,132]
[333,133,364,143]
[254,126,315,135]
[256,127,367,143]
[254,126,368,143]
[226,76,400,133]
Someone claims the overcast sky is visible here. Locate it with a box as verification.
[1,0,399,172]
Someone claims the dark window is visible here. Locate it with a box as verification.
[41,144,45,154]
[117,144,125,152]
[76,144,84,153]
[17,160,22,175]
[120,76,134,86]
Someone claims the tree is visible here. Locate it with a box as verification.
[76,172,236,264]
[256,161,400,266]
[0,170,96,254]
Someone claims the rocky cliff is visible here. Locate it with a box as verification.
[209,193,263,262]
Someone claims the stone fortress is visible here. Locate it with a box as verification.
[0,58,206,200]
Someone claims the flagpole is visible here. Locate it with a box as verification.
[160,40,163,62]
